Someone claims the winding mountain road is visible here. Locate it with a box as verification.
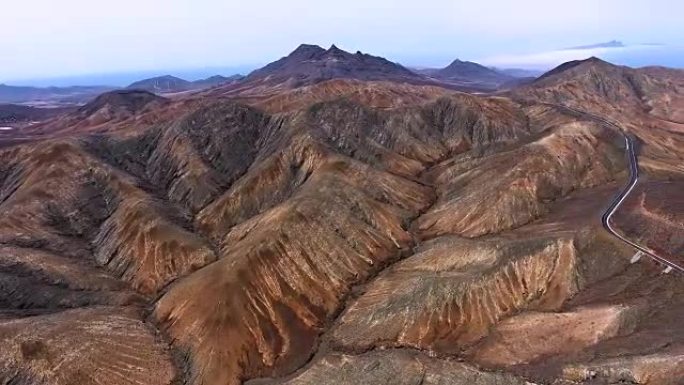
[602,134,684,273]
[551,104,684,274]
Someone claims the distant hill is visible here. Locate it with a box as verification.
[127,74,244,93]
[0,84,113,106]
[192,75,244,88]
[493,67,544,78]
[417,59,515,90]
[127,75,193,93]
[242,44,428,88]
[513,56,684,124]
[533,56,611,82]
[77,89,169,118]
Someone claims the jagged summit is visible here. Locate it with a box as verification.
[290,43,326,58]
[243,43,427,87]
[327,44,347,55]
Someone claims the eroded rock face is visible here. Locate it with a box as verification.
[0,245,140,309]
[0,140,216,296]
[330,230,623,354]
[415,122,624,238]
[154,155,433,385]
[149,96,580,385]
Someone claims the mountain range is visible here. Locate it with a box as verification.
[0,45,565,108]
[0,74,243,106]
[0,44,683,385]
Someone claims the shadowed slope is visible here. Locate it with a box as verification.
[0,139,216,297]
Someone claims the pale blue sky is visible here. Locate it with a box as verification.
[2,0,683,84]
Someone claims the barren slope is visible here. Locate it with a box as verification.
[0,58,683,385]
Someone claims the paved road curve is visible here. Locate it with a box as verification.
[550,104,684,274]
[602,134,684,273]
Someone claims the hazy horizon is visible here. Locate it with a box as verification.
[3,0,683,86]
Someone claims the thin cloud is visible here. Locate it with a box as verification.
[477,43,666,70]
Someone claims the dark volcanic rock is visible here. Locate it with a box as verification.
[243,44,428,87]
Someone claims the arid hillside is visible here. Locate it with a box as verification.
[0,54,683,385]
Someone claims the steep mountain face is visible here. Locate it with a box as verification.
[241,44,428,88]
[0,54,683,385]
